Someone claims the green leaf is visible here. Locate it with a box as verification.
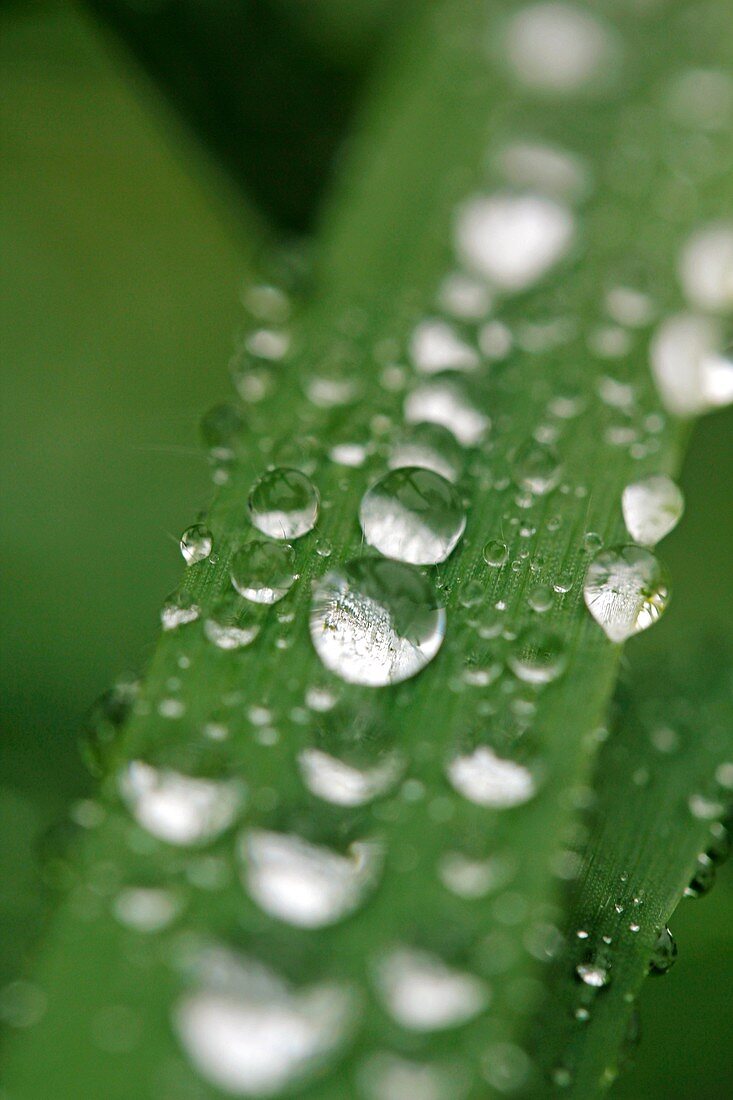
[3,1,732,1097]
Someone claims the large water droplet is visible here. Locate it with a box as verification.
[180,524,213,566]
[678,223,733,313]
[508,626,567,684]
[374,948,489,1032]
[119,762,243,846]
[231,540,297,604]
[447,746,537,808]
[240,830,380,928]
[389,423,463,483]
[175,948,354,1097]
[404,380,489,446]
[584,545,670,643]
[455,192,574,292]
[359,468,466,565]
[622,476,684,546]
[650,313,733,417]
[298,748,403,807]
[248,468,319,540]
[309,558,445,686]
[504,3,619,95]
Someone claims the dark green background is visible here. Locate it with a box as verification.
[1,4,731,1097]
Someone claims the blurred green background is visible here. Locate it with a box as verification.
[1,3,731,1096]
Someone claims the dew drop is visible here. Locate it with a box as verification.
[161,591,200,631]
[298,749,403,807]
[231,540,297,604]
[203,593,261,650]
[447,746,537,808]
[309,558,445,686]
[119,762,243,846]
[508,626,567,684]
[359,1052,465,1100]
[248,468,319,540]
[496,140,589,203]
[575,962,610,989]
[483,539,509,567]
[113,887,181,933]
[684,852,716,898]
[439,853,514,899]
[359,468,466,565]
[504,3,619,95]
[678,223,733,314]
[455,192,574,293]
[622,476,684,547]
[174,948,354,1097]
[180,524,213,566]
[583,545,670,643]
[404,380,489,446]
[650,313,733,417]
[240,830,380,928]
[410,319,479,373]
[649,927,677,975]
[389,423,464,483]
[513,440,561,495]
[375,947,489,1032]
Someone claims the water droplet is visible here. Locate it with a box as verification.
[483,539,509,567]
[119,762,243,846]
[180,524,213,566]
[200,402,244,459]
[584,545,670,643]
[438,271,493,319]
[527,584,553,613]
[504,3,620,95]
[684,852,716,898]
[410,319,479,373]
[575,962,610,989]
[231,540,297,604]
[309,558,445,686]
[113,887,181,933]
[455,192,574,293]
[359,1052,466,1100]
[678,223,733,313]
[496,140,589,202]
[240,830,380,928]
[298,748,402,807]
[80,679,138,777]
[649,927,677,975]
[175,948,354,1097]
[359,468,466,565]
[508,626,567,684]
[404,379,489,445]
[203,593,261,650]
[248,468,319,540]
[375,948,489,1031]
[513,440,561,495]
[447,746,537,808]
[650,313,733,417]
[439,853,514,899]
[389,422,464,483]
[161,591,200,631]
[622,476,684,547]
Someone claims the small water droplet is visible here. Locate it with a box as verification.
[575,962,610,989]
[527,584,553,612]
[161,591,201,631]
[404,379,489,446]
[447,746,537,808]
[410,318,479,373]
[231,540,297,604]
[248,468,319,540]
[508,626,567,684]
[203,593,261,650]
[678,222,733,314]
[483,539,509,567]
[649,927,677,974]
[504,3,620,95]
[622,475,684,546]
[389,422,463,483]
[309,558,445,686]
[298,748,403,807]
[374,948,489,1031]
[113,887,181,933]
[359,468,466,565]
[240,830,380,928]
[513,440,561,495]
[684,852,716,898]
[180,524,213,566]
[584,545,670,642]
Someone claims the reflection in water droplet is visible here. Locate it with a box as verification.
[404,380,489,446]
[248,468,319,540]
[203,592,261,650]
[447,747,537,808]
[389,423,463,483]
[678,223,733,313]
[175,948,354,1097]
[231,540,297,604]
[113,887,181,933]
[310,558,445,686]
[410,319,479,373]
[359,468,466,565]
[375,948,489,1032]
[505,3,619,95]
[240,830,380,928]
[180,524,213,566]
[650,313,733,417]
[455,192,574,293]
[584,546,670,643]
[298,748,403,807]
[483,539,508,567]
[622,476,684,547]
[508,626,567,684]
[119,762,243,845]
[649,927,678,975]
[513,440,561,495]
